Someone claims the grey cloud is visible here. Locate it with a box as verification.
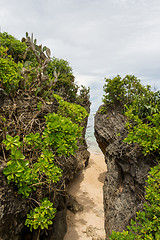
[1,0,160,113]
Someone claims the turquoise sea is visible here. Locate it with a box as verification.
[85,113,102,154]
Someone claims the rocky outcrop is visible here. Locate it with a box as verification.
[0,91,90,240]
[94,105,156,238]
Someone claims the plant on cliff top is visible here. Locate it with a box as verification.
[1,32,90,237]
[103,75,151,107]
[47,57,78,101]
[123,90,160,155]
[102,75,160,239]
[0,32,27,62]
[0,46,23,94]
[53,93,89,124]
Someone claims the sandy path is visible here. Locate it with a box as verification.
[64,152,106,240]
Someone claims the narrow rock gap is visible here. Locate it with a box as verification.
[64,152,106,240]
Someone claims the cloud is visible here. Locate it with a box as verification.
[1,0,160,113]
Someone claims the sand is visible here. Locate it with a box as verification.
[64,152,107,240]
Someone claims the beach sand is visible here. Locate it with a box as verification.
[64,152,107,240]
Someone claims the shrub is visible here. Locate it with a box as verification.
[0,46,23,94]
[53,94,89,124]
[103,74,151,107]
[102,75,160,239]
[25,198,56,231]
[0,32,26,62]
[47,57,78,101]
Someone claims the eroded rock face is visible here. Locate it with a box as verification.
[0,92,90,240]
[94,105,155,238]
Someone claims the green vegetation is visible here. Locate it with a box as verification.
[3,132,62,197]
[110,165,160,240]
[124,112,160,155]
[0,31,90,104]
[0,46,23,94]
[103,75,152,107]
[43,112,83,156]
[47,57,77,101]
[102,75,160,239]
[53,93,89,124]
[0,32,26,62]
[0,32,90,236]
[25,198,56,231]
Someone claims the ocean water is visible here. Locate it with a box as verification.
[85,113,102,154]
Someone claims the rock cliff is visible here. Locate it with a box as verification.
[94,105,156,238]
[0,91,90,240]
[0,32,91,240]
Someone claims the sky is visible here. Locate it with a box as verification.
[1,0,160,113]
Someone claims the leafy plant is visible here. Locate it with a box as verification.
[46,57,80,101]
[124,113,160,155]
[43,112,83,156]
[0,46,23,94]
[24,132,42,149]
[125,90,160,119]
[53,94,89,124]
[3,156,36,197]
[47,57,73,80]
[33,150,62,184]
[25,198,56,231]
[3,132,63,197]
[0,32,26,62]
[76,85,90,108]
[103,74,151,107]
[2,108,83,196]
[3,135,22,150]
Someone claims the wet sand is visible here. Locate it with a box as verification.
[64,152,107,240]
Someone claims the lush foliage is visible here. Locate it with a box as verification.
[0,46,23,94]
[127,90,160,119]
[0,32,90,105]
[103,74,160,155]
[3,108,83,195]
[103,75,151,106]
[2,109,83,231]
[76,85,91,109]
[102,75,160,239]
[123,89,160,156]
[3,134,62,197]
[47,57,90,104]
[53,94,89,124]
[47,57,73,79]
[124,112,160,155]
[25,199,56,231]
[0,32,26,62]
[110,165,160,240]
[43,112,83,156]
[1,32,89,235]
[47,57,78,101]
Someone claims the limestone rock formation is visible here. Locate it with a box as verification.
[0,91,90,240]
[94,105,155,238]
